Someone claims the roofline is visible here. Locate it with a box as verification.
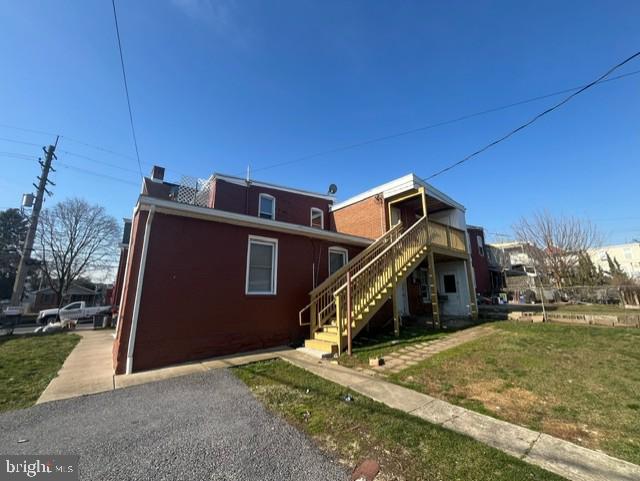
[588,242,640,251]
[330,173,465,212]
[212,173,336,201]
[135,196,373,247]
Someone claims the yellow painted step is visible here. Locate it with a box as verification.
[314,331,339,343]
[305,338,338,354]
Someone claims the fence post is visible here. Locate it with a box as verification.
[346,272,352,356]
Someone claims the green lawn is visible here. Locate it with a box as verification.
[337,323,450,369]
[235,359,565,481]
[389,322,640,465]
[0,333,80,412]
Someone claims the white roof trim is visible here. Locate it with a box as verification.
[136,196,372,247]
[330,173,465,212]
[212,173,336,201]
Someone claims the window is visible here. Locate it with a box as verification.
[328,247,348,275]
[258,193,275,220]
[63,302,82,310]
[310,208,324,229]
[476,235,484,257]
[443,274,457,293]
[246,236,278,295]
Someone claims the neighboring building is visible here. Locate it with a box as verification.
[112,168,478,374]
[467,225,491,295]
[588,243,640,280]
[488,241,538,291]
[31,283,98,312]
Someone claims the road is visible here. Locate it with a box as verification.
[0,370,348,481]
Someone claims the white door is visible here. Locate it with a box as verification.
[395,278,410,316]
[390,206,401,227]
[440,271,461,315]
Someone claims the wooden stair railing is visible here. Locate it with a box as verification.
[300,222,404,335]
[332,216,430,350]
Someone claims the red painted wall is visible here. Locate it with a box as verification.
[468,227,491,295]
[113,211,364,373]
[210,179,333,230]
[110,247,128,307]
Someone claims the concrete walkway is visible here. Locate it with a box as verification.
[377,324,495,373]
[282,350,640,481]
[38,330,115,404]
[37,329,292,403]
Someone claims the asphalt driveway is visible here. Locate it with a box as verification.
[0,369,348,481]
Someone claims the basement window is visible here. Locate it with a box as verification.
[258,193,275,220]
[328,247,348,276]
[310,208,324,229]
[246,236,278,295]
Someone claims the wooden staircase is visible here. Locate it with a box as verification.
[301,216,433,354]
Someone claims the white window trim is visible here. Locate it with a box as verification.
[258,193,276,220]
[245,235,278,295]
[328,246,349,275]
[310,207,324,229]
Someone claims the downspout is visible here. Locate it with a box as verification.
[125,206,156,375]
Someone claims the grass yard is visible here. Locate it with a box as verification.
[389,322,640,465]
[337,323,449,369]
[0,333,80,412]
[235,359,565,481]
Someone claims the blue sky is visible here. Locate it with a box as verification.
[1,0,639,245]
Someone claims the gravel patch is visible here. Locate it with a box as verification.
[0,369,348,481]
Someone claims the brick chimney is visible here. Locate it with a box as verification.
[150,165,165,183]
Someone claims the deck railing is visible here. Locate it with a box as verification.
[428,220,467,253]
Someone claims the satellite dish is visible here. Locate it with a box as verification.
[328,184,338,195]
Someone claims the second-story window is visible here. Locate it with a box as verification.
[310,208,324,229]
[477,235,484,257]
[258,193,275,220]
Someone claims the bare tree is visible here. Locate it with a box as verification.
[36,198,119,306]
[513,210,601,287]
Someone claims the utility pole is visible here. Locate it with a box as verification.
[10,137,58,307]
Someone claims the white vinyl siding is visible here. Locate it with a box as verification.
[246,236,278,295]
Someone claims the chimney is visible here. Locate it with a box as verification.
[150,165,165,183]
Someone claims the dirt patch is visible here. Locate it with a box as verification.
[542,419,598,448]
[456,380,541,422]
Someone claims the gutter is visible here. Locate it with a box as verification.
[136,195,373,247]
[125,206,155,375]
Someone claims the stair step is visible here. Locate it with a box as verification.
[314,331,339,342]
[305,338,338,354]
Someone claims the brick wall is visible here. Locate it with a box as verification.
[330,195,386,240]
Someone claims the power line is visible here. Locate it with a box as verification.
[0,136,42,148]
[58,149,141,174]
[244,67,640,176]
[423,50,640,180]
[56,161,140,187]
[111,0,144,178]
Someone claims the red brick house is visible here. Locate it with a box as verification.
[113,168,478,374]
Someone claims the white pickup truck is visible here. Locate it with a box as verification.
[38,301,112,325]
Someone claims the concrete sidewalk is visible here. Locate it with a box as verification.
[37,329,292,403]
[282,350,640,481]
[38,330,115,404]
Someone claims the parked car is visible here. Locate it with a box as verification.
[37,301,112,325]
